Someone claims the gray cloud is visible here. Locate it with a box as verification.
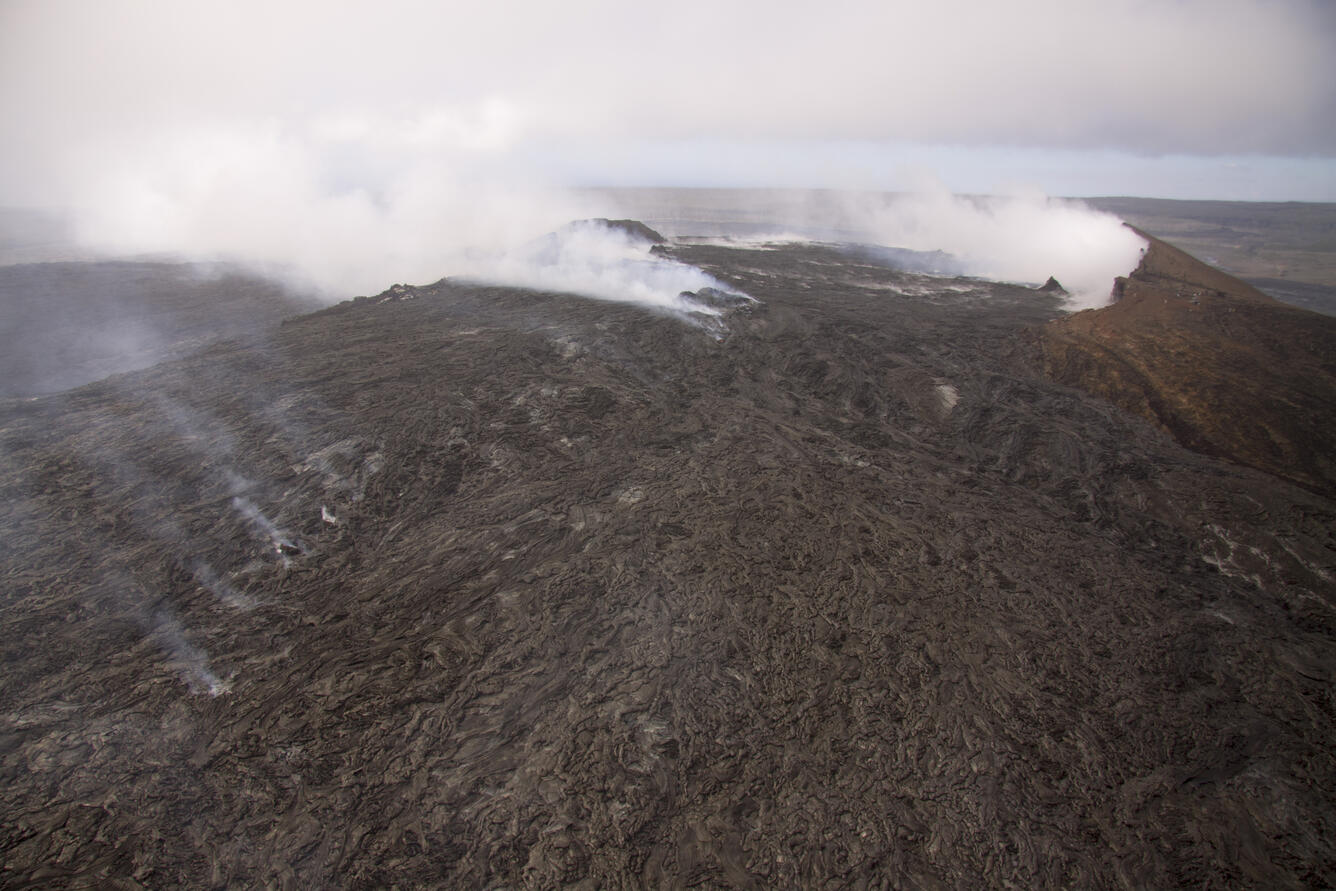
[2,0,1331,189]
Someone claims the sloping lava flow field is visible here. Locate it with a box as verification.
[2,238,1334,887]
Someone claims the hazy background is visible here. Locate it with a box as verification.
[3,0,1331,201]
[0,0,1332,302]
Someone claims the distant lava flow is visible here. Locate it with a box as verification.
[0,231,1333,887]
[1029,227,1336,499]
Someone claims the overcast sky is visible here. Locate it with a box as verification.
[2,0,1333,205]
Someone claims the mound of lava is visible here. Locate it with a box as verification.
[1,238,1333,887]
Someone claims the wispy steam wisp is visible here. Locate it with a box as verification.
[150,608,230,697]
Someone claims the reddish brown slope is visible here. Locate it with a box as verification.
[1030,228,1336,498]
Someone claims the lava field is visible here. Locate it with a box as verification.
[2,239,1334,887]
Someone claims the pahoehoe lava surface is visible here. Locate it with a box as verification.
[2,240,1335,887]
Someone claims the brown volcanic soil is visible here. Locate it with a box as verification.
[1029,230,1336,500]
[2,242,1335,888]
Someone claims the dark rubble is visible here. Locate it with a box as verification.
[1,241,1334,888]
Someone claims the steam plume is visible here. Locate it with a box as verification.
[66,123,1141,313]
[848,189,1147,307]
[632,187,1147,307]
[63,122,747,316]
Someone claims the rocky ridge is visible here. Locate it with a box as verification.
[1029,228,1336,499]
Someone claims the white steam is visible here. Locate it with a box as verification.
[60,118,1141,312]
[232,496,300,561]
[464,221,743,316]
[105,569,230,696]
[68,121,584,296]
[150,608,230,697]
[848,189,1147,307]
[65,121,745,315]
[622,187,1147,307]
